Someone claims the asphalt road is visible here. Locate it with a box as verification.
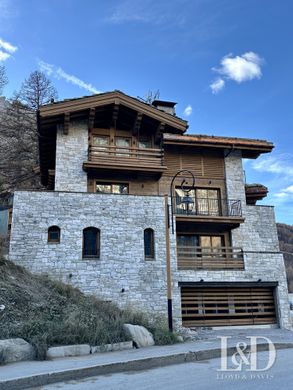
[40,348,293,390]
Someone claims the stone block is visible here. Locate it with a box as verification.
[47,344,90,359]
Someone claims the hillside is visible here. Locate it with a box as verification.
[0,258,176,360]
[277,223,293,292]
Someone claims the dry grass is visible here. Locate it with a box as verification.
[0,258,177,360]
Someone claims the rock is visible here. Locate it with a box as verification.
[123,324,155,348]
[176,335,184,343]
[0,338,35,363]
[47,344,90,359]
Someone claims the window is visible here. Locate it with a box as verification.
[92,135,110,155]
[199,235,224,257]
[196,188,220,216]
[115,137,131,156]
[48,225,60,243]
[144,228,155,259]
[138,136,152,149]
[175,187,221,216]
[96,182,129,194]
[83,227,100,258]
[176,234,224,258]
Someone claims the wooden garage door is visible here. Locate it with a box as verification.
[181,287,277,327]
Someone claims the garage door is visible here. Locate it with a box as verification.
[181,286,277,327]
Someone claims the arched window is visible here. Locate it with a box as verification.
[83,227,100,258]
[48,225,60,243]
[144,228,155,259]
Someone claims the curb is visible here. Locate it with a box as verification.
[1,342,293,390]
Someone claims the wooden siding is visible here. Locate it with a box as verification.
[181,287,276,327]
[163,146,225,179]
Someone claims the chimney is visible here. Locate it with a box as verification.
[152,100,177,116]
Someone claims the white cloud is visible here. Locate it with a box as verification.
[210,51,263,93]
[252,155,293,178]
[0,38,17,53]
[183,105,192,116]
[275,185,293,198]
[0,37,17,62]
[210,78,225,94]
[38,60,101,94]
[0,50,10,61]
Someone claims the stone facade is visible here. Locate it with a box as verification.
[9,191,177,317]
[55,121,88,192]
[8,125,291,329]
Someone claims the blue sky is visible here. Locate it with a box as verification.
[0,0,292,224]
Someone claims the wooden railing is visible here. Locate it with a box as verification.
[88,145,164,167]
[177,246,244,270]
[175,197,242,217]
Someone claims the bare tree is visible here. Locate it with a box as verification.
[17,70,58,110]
[0,65,8,95]
[143,89,160,104]
[0,71,58,194]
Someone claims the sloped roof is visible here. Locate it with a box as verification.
[163,133,274,158]
[39,90,188,132]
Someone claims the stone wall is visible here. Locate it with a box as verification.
[218,150,292,329]
[9,191,178,318]
[55,121,88,192]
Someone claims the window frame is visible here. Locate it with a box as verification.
[82,227,100,259]
[95,181,129,194]
[144,228,155,260]
[48,225,61,244]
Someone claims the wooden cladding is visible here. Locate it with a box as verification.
[177,246,244,270]
[164,147,225,179]
[181,287,276,327]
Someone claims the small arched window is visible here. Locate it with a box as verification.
[48,225,60,243]
[83,227,100,258]
[144,228,155,259]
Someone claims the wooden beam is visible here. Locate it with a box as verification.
[111,104,120,127]
[155,122,165,143]
[132,112,143,135]
[63,112,70,135]
[39,91,188,132]
[88,107,95,128]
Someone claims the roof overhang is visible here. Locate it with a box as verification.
[39,90,188,132]
[163,133,274,158]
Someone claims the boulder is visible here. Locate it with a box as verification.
[0,338,35,364]
[123,324,155,348]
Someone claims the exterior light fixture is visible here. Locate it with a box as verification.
[169,169,196,234]
[165,170,196,333]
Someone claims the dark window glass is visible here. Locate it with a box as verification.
[83,227,100,258]
[138,137,152,149]
[144,228,155,259]
[96,182,129,194]
[48,226,60,243]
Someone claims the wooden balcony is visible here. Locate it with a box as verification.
[177,246,244,270]
[175,197,244,227]
[83,145,167,176]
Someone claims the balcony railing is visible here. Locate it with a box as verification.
[88,145,164,167]
[177,246,244,270]
[175,197,242,217]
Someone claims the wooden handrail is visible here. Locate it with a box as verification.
[177,246,244,270]
[89,145,164,164]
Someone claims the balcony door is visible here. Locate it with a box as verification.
[196,188,220,216]
[175,187,221,216]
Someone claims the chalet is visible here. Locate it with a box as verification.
[9,90,291,329]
